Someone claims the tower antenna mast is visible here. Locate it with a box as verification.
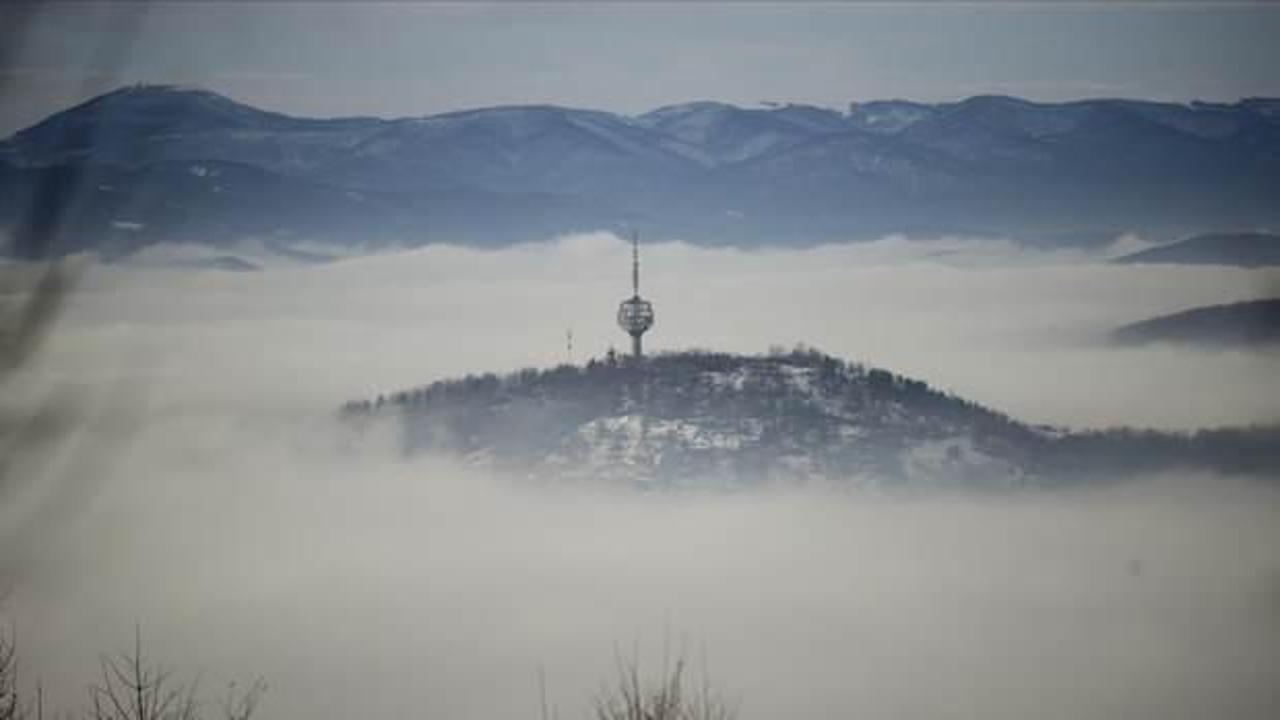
[632,229,640,297]
[616,228,655,359]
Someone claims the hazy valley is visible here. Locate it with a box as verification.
[3,234,1279,719]
[2,8,1280,718]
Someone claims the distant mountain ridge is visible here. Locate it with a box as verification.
[1112,299,1280,348]
[1113,232,1280,267]
[3,85,1279,256]
[343,349,1280,487]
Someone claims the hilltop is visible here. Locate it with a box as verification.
[343,349,1280,487]
[1111,298,1280,348]
[1112,231,1280,268]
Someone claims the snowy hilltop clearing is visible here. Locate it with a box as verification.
[343,349,1280,487]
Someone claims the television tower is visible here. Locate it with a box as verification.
[616,230,655,358]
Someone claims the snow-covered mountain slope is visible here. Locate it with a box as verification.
[636,101,847,164]
[341,350,1280,488]
[0,84,385,174]
[0,157,618,257]
[846,100,940,134]
[4,85,1280,254]
[312,105,708,195]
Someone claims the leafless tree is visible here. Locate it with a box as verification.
[89,629,263,720]
[0,625,47,720]
[1,626,19,720]
[216,681,264,720]
[593,649,735,720]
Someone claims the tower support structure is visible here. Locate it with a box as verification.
[616,230,655,358]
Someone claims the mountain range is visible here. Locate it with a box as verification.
[1112,298,1280,348]
[343,349,1280,487]
[3,85,1279,257]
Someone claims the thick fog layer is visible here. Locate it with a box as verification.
[2,234,1279,720]
[19,232,1280,428]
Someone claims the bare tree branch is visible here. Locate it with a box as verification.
[88,629,263,720]
[593,646,735,720]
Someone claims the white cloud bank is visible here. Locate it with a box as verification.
[27,231,1280,428]
[2,234,1279,720]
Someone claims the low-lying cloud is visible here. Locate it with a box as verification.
[2,233,1279,720]
[27,231,1280,428]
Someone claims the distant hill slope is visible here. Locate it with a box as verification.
[1111,299,1280,347]
[1113,232,1280,267]
[4,85,1280,256]
[0,158,619,257]
[343,349,1280,487]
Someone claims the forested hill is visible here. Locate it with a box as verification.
[1111,298,1280,347]
[4,85,1280,256]
[342,349,1280,487]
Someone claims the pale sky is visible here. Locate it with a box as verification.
[2,2,1279,134]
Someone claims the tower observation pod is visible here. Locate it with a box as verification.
[616,230,654,358]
